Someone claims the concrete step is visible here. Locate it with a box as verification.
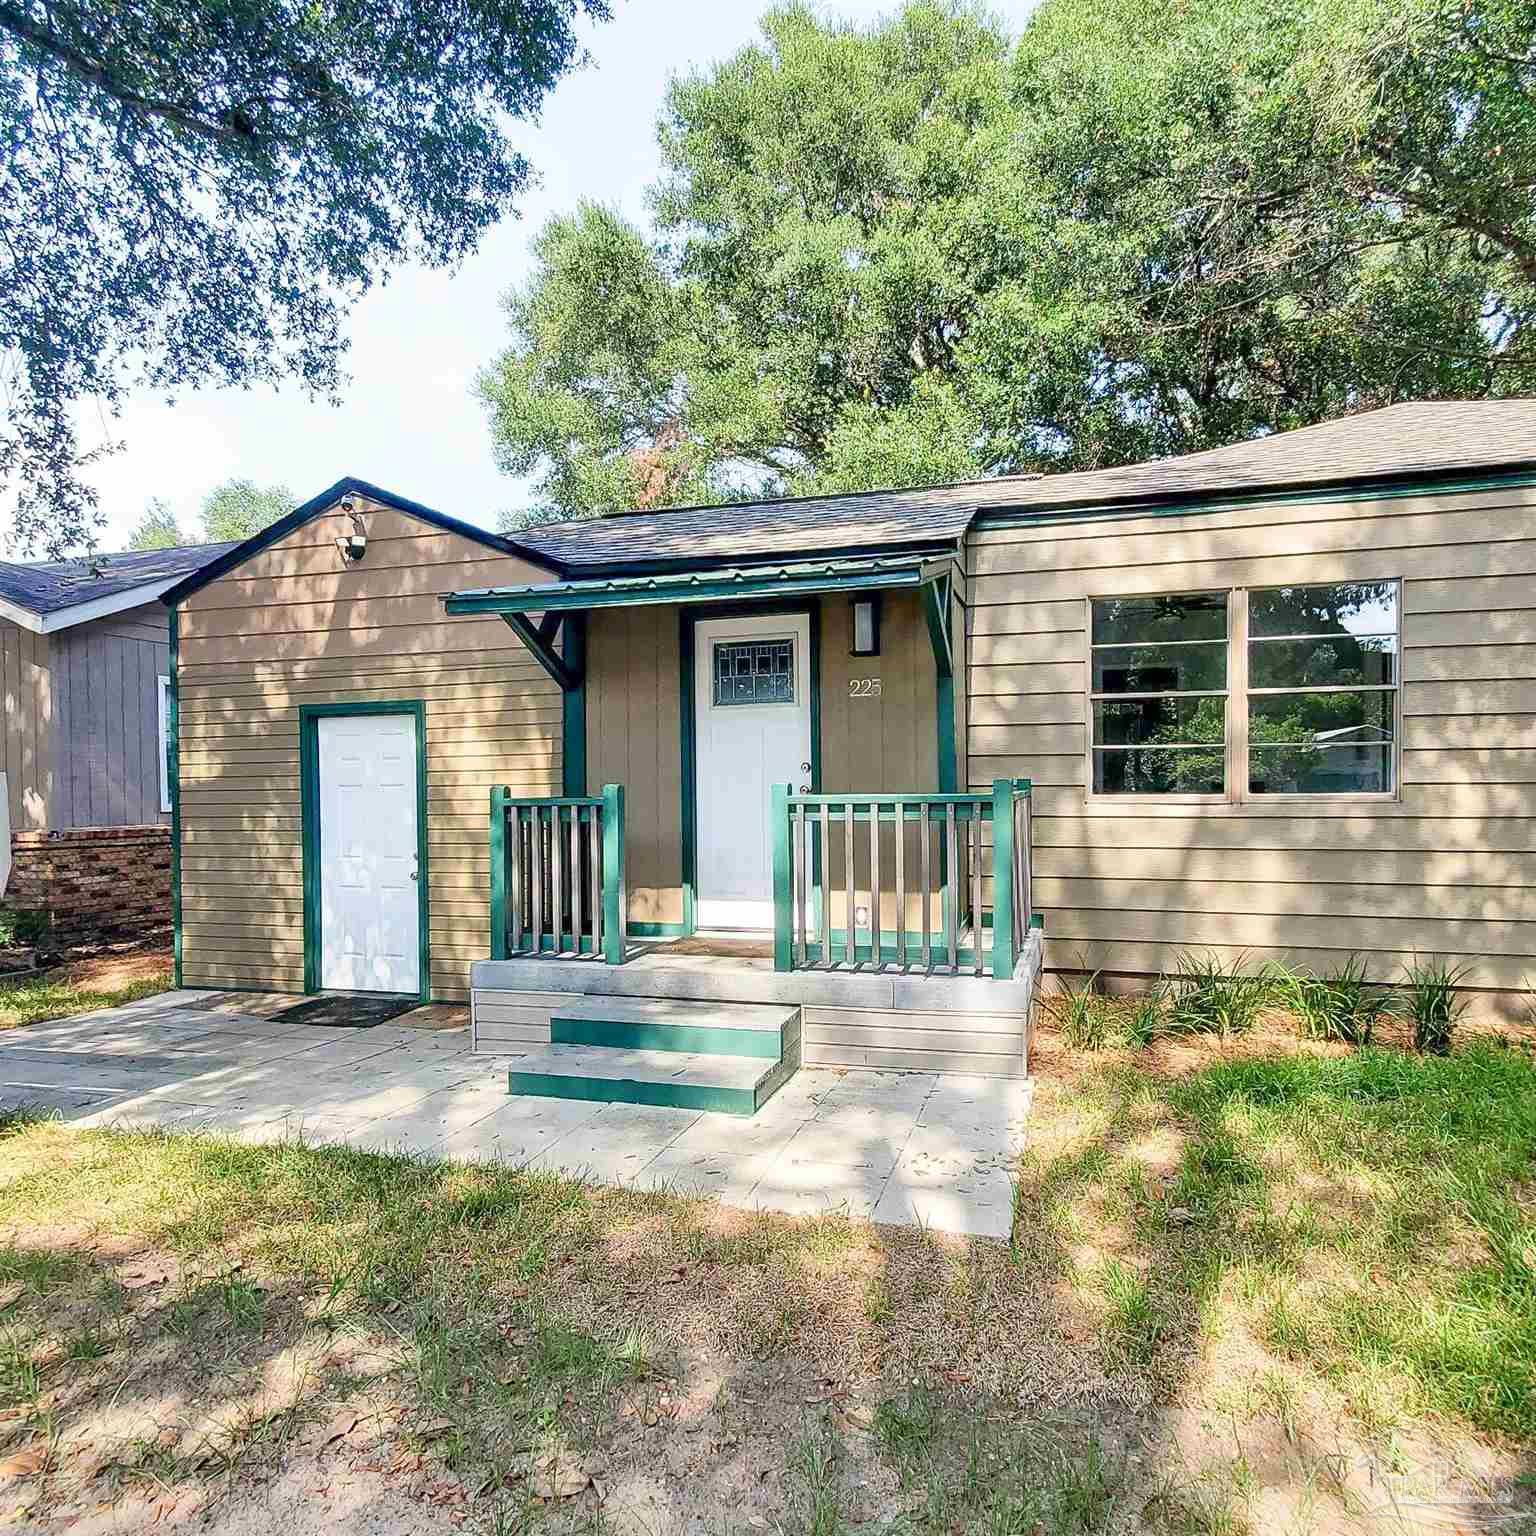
[549,996,797,1059]
[507,1043,798,1117]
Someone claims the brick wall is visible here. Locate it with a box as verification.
[5,826,172,948]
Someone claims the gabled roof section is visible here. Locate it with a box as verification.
[158,476,555,606]
[0,542,237,633]
[512,399,1536,571]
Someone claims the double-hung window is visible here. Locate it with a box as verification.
[1088,580,1399,800]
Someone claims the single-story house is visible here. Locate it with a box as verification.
[1,543,232,942]
[159,401,1536,1092]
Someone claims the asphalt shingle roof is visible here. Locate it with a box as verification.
[0,542,236,617]
[513,400,1536,571]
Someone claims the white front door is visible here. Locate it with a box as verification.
[694,613,812,930]
[317,713,421,994]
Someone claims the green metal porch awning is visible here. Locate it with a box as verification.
[443,554,956,618]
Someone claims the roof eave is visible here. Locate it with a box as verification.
[970,459,1536,529]
[0,576,190,634]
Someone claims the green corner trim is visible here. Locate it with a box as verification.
[167,606,182,990]
[562,612,587,796]
[299,700,430,1002]
[627,921,688,938]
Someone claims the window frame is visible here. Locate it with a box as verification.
[1084,580,1402,806]
[157,674,172,814]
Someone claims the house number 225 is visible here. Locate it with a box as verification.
[849,678,882,697]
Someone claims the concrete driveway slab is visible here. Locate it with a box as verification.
[0,993,1030,1235]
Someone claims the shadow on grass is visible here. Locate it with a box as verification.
[0,1044,1531,1533]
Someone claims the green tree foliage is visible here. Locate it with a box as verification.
[479,1,1014,516]
[199,479,293,544]
[1,0,609,555]
[125,499,185,551]
[481,0,1536,519]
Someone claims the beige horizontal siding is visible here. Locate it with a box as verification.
[965,476,1536,1000]
[176,495,559,1001]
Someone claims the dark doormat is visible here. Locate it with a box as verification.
[267,994,419,1030]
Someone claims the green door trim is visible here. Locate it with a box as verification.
[299,700,431,1002]
[679,601,821,937]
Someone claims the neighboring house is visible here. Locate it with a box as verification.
[159,401,1536,1090]
[0,543,234,831]
[0,542,233,942]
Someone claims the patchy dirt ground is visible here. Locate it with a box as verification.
[40,948,174,994]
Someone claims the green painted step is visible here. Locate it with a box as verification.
[549,997,797,1060]
[508,1042,798,1117]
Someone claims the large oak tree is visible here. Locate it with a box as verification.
[1,0,608,553]
[480,0,1536,520]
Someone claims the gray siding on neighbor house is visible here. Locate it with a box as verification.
[1,616,52,832]
[49,604,170,829]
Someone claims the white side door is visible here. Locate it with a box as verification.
[694,613,812,930]
[317,713,421,994]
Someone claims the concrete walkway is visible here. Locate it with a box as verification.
[0,991,1030,1237]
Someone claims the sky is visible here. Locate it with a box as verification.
[64,0,1039,552]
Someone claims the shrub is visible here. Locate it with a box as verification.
[1402,955,1472,1055]
[1277,955,1396,1047]
[1162,951,1275,1037]
[0,909,47,948]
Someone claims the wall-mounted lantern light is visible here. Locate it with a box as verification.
[335,499,368,563]
[850,595,881,656]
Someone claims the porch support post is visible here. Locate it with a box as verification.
[489,787,509,962]
[561,612,587,796]
[601,782,627,965]
[923,571,958,796]
[771,782,793,972]
[990,778,1015,981]
[502,612,581,692]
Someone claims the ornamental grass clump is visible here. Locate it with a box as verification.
[1277,955,1396,1047]
[1163,951,1275,1038]
[1402,955,1472,1055]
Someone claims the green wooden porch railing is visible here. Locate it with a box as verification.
[489,784,626,963]
[770,780,1032,978]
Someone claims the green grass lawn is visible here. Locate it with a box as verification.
[1023,1042,1536,1440]
[0,1029,1529,1532]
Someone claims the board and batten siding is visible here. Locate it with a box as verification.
[964,476,1536,998]
[174,499,559,1001]
[49,603,171,828]
[0,617,51,832]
